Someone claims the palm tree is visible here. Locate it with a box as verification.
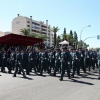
[36,34,47,42]
[51,26,59,48]
[28,33,38,38]
[56,35,61,47]
[20,28,30,36]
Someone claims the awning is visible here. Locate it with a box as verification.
[59,40,69,45]
[0,33,42,46]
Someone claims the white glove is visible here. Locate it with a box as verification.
[68,62,70,64]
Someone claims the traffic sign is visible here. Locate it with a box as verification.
[97,35,100,39]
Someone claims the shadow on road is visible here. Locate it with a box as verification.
[70,79,94,85]
[86,72,98,76]
[19,76,33,80]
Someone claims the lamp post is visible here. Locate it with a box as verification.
[80,25,91,48]
[83,36,97,48]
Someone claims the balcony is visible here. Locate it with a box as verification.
[41,32,47,35]
[41,25,47,28]
[32,22,40,26]
[32,29,40,33]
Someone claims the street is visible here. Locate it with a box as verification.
[0,69,100,100]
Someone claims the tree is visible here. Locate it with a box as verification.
[78,40,89,48]
[62,28,67,40]
[63,28,66,34]
[61,33,67,40]
[69,30,74,46]
[28,33,38,38]
[37,34,47,42]
[56,35,61,47]
[51,26,59,48]
[67,34,74,46]
[73,31,78,48]
[20,28,30,36]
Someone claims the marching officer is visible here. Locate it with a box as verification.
[13,48,26,77]
[53,48,61,76]
[35,50,40,72]
[0,49,2,68]
[40,48,49,76]
[79,48,86,73]
[49,48,55,74]
[71,49,80,77]
[1,48,8,73]
[19,49,28,74]
[38,49,42,73]
[9,48,16,73]
[59,47,70,81]
[85,49,91,71]
[92,50,97,70]
[94,50,98,69]
[27,49,36,75]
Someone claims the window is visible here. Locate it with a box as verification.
[32,25,40,30]
[32,22,40,26]
[27,21,30,23]
[32,22,35,24]
[27,25,30,27]
[16,21,20,24]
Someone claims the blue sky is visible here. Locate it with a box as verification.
[0,0,100,48]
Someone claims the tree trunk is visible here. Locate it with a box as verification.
[54,33,56,48]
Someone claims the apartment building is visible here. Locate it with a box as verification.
[0,31,4,37]
[12,14,54,47]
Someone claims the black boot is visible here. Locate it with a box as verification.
[59,78,63,81]
[13,74,16,77]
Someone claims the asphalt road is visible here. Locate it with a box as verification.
[0,69,100,100]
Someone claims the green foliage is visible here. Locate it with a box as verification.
[63,28,66,34]
[28,33,38,38]
[36,34,47,41]
[61,33,67,40]
[20,28,47,42]
[51,26,60,47]
[56,35,61,47]
[51,26,59,34]
[67,34,74,45]
[78,40,89,48]
[20,28,30,36]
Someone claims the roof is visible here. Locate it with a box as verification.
[0,33,42,46]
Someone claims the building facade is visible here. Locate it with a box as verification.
[0,31,4,37]
[12,14,54,47]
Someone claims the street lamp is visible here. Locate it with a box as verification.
[83,35,97,48]
[80,25,91,48]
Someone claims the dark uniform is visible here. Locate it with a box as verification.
[53,48,61,76]
[0,50,2,67]
[72,50,80,77]
[92,51,98,70]
[35,51,39,72]
[28,50,36,75]
[9,49,16,73]
[79,49,86,73]
[13,49,26,77]
[19,49,28,74]
[85,50,91,71]
[40,49,49,76]
[49,49,55,74]
[60,47,70,81]
[1,49,8,72]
